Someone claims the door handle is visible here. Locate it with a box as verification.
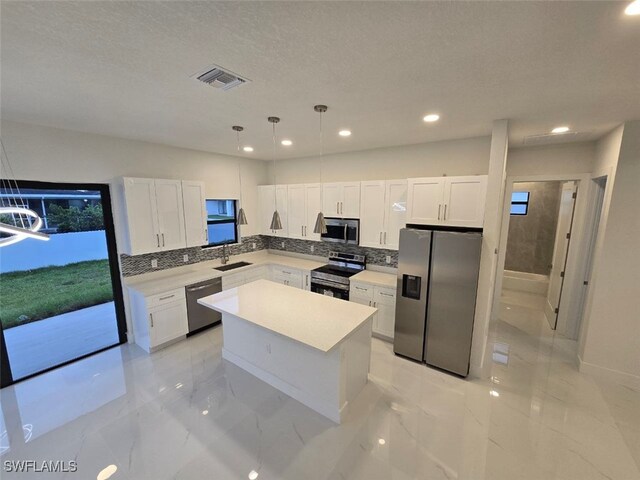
[156,234,160,247]
[443,204,447,221]
[149,313,154,327]
[438,204,441,220]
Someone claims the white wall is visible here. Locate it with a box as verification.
[266,136,491,184]
[0,121,269,248]
[507,142,595,176]
[578,123,639,386]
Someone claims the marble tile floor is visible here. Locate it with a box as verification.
[0,290,638,480]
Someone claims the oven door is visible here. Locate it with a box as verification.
[321,218,359,245]
[310,278,350,301]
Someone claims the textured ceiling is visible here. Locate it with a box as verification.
[1,1,639,160]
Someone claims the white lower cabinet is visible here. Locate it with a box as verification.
[130,287,188,352]
[350,282,396,340]
[222,266,269,290]
[270,265,307,289]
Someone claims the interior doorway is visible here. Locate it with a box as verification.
[0,181,126,386]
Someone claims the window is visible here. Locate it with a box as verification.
[510,191,530,215]
[205,199,238,246]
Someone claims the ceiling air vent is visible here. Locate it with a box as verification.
[192,64,250,91]
[522,131,591,146]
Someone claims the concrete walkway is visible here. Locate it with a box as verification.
[4,302,119,380]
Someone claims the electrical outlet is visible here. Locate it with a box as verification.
[183,254,189,263]
[310,245,314,253]
[386,255,391,264]
[252,242,256,250]
[281,241,285,248]
[151,259,158,268]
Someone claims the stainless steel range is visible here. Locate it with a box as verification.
[310,252,366,301]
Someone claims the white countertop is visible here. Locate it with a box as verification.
[198,279,377,353]
[124,251,325,296]
[352,270,397,288]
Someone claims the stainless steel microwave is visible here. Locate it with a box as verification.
[321,218,359,245]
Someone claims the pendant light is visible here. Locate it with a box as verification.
[232,126,248,225]
[0,137,49,247]
[313,105,328,234]
[268,116,283,231]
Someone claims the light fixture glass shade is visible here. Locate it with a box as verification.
[270,210,283,230]
[313,211,327,234]
[237,207,248,225]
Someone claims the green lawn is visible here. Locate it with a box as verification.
[0,260,114,329]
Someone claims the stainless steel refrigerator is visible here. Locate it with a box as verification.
[393,228,482,376]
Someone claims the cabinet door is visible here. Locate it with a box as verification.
[123,177,160,255]
[305,183,322,241]
[322,183,342,217]
[275,185,289,237]
[287,184,306,239]
[155,179,186,251]
[442,176,487,227]
[384,180,408,250]
[350,295,373,308]
[182,181,207,247]
[149,302,188,347]
[258,185,276,235]
[359,181,386,248]
[374,302,395,339]
[341,182,361,218]
[302,271,311,291]
[406,177,445,225]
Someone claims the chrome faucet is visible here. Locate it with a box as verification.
[221,243,230,264]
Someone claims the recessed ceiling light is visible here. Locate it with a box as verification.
[625,0,640,15]
[243,146,254,152]
[338,130,352,137]
[378,438,386,445]
[423,114,440,123]
[248,470,259,480]
[489,390,500,398]
[551,126,570,134]
[97,465,118,480]
[202,410,209,415]
[281,139,293,146]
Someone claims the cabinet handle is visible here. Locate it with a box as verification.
[301,226,304,236]
[374,302,377,307]
[305,275,309,287]
[162,233,165,247]
[355,286,367,291]
[368,300,371,306]
[149,313,154,327]
[340,202,343,214]
[336,201,339,214]
[438,204,441,220]
[205,229,208,243]
[384,232,387,244]
[379,232,383,244]
[159,294,175,300]
[156,234,160,247]
[379,292,393,297]
[443,204,447,221]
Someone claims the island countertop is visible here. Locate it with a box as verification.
[198,279,377,353]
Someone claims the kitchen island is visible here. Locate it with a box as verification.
[198,279,377,423]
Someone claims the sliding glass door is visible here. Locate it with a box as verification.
[0,181,126,386]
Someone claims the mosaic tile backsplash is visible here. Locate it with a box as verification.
[120,234,398,277]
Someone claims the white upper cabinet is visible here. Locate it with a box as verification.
[181,180,207,247]
[322,182,361,218]
[287,184,321,241]
[359,179,407,250]
[305,183,322,241]
[406,175,487,228]
[258,185,289,236]
[122,177,204,255]
[154,179,186,251]
[123,178,160,255]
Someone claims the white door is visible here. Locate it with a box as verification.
[546,181,577,329]
[384,180,408,250]
[287,184,306,239]
[322,183,342,217]
[443,176,487,227]
[359,181,386,248]
[182,180,207,247]
[406,177,445,225]
[155,179,186,251]
[258,185,276,235]
[123,177,160,255]
[341,182,361,218]
[275,185,289,237]
[305,183,322,241]
[149,302,188,347]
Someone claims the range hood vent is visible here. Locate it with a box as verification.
[192,64,250,91]
[522,131,591,146]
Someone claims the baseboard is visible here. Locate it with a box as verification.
[578,355,640,389]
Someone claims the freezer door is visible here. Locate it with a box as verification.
[424,232,482,376]
[393,228,432,361]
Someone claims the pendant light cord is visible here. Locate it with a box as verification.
[272,121,277,185]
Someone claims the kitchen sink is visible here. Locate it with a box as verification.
[214,261,253,272]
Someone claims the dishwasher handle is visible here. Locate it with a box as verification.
[186,280,222,292]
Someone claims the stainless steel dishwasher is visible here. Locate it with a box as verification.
[185,277,222,335]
